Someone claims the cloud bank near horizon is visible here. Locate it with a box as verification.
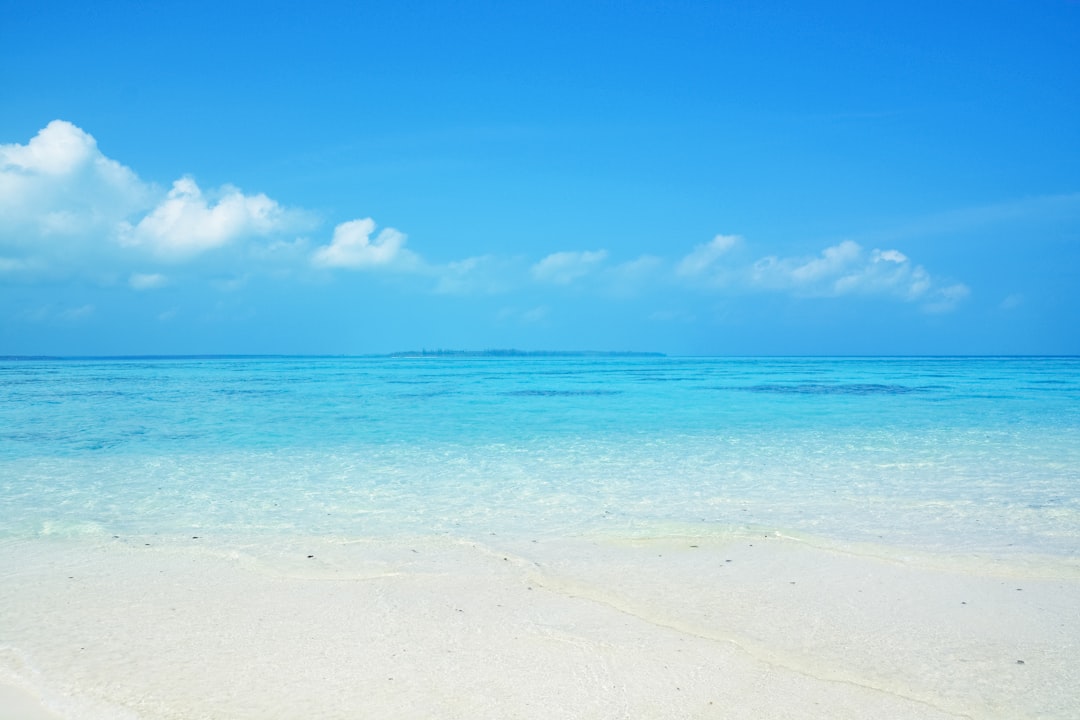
[2,120,967,314]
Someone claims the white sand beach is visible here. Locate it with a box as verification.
[2,533,1077,719]
[0,681,63,720]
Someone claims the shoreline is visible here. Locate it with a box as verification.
[2,532,1077,719]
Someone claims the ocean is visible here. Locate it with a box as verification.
[3,355,1078,556]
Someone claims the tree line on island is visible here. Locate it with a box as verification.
[388,349,665,358]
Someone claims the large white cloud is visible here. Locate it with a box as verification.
[1,120,311,278]
[311,218,414,269]
[0,120,152,260]
[1,119,95,175]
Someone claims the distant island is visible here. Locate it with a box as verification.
[388,349,665,358]
[2,351,667,361]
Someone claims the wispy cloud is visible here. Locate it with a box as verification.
[58,304,95,321]
[129,272,168,290]
[17,303,96,323]
[531,250,608,284]
[497,305,550,324]
[749,239,966,310]
[601,254,664,296]
[863,192,1080,245]
[922,284,970,314]
[430,255,522,295]
[677,234,740,277]
[669,233,968,312]
[1000,293,1024,311]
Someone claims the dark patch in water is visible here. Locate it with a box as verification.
[63,389,134,399]
[629,373,694,383]
[214,387,290,397]
[79,438,124,451]
[713,383,939,396]
[501,389,622,397]
[396,390,458,399]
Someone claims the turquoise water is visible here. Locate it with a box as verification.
[2,356,1079,554]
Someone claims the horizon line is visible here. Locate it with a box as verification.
[3,352,1079,361]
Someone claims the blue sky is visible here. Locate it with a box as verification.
[2,0,1078,355]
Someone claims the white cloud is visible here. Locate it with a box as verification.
[1,120,309,279]
[611,254,663,280]
[2,121,972,320]
[2,120,403,285]
[1,120,152,256]
[1,119,96,176]
[662,234,970,312]
[129,272,168,290]
[752,240,862,290]
[119,177,286,260]
[531,250,608,284]
[311,218,413,269]
[875,249,908,264]
[789,240,861,283]
[677,234,740,276]
[749,240,948,304]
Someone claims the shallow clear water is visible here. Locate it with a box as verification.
[2,356,1078,554]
